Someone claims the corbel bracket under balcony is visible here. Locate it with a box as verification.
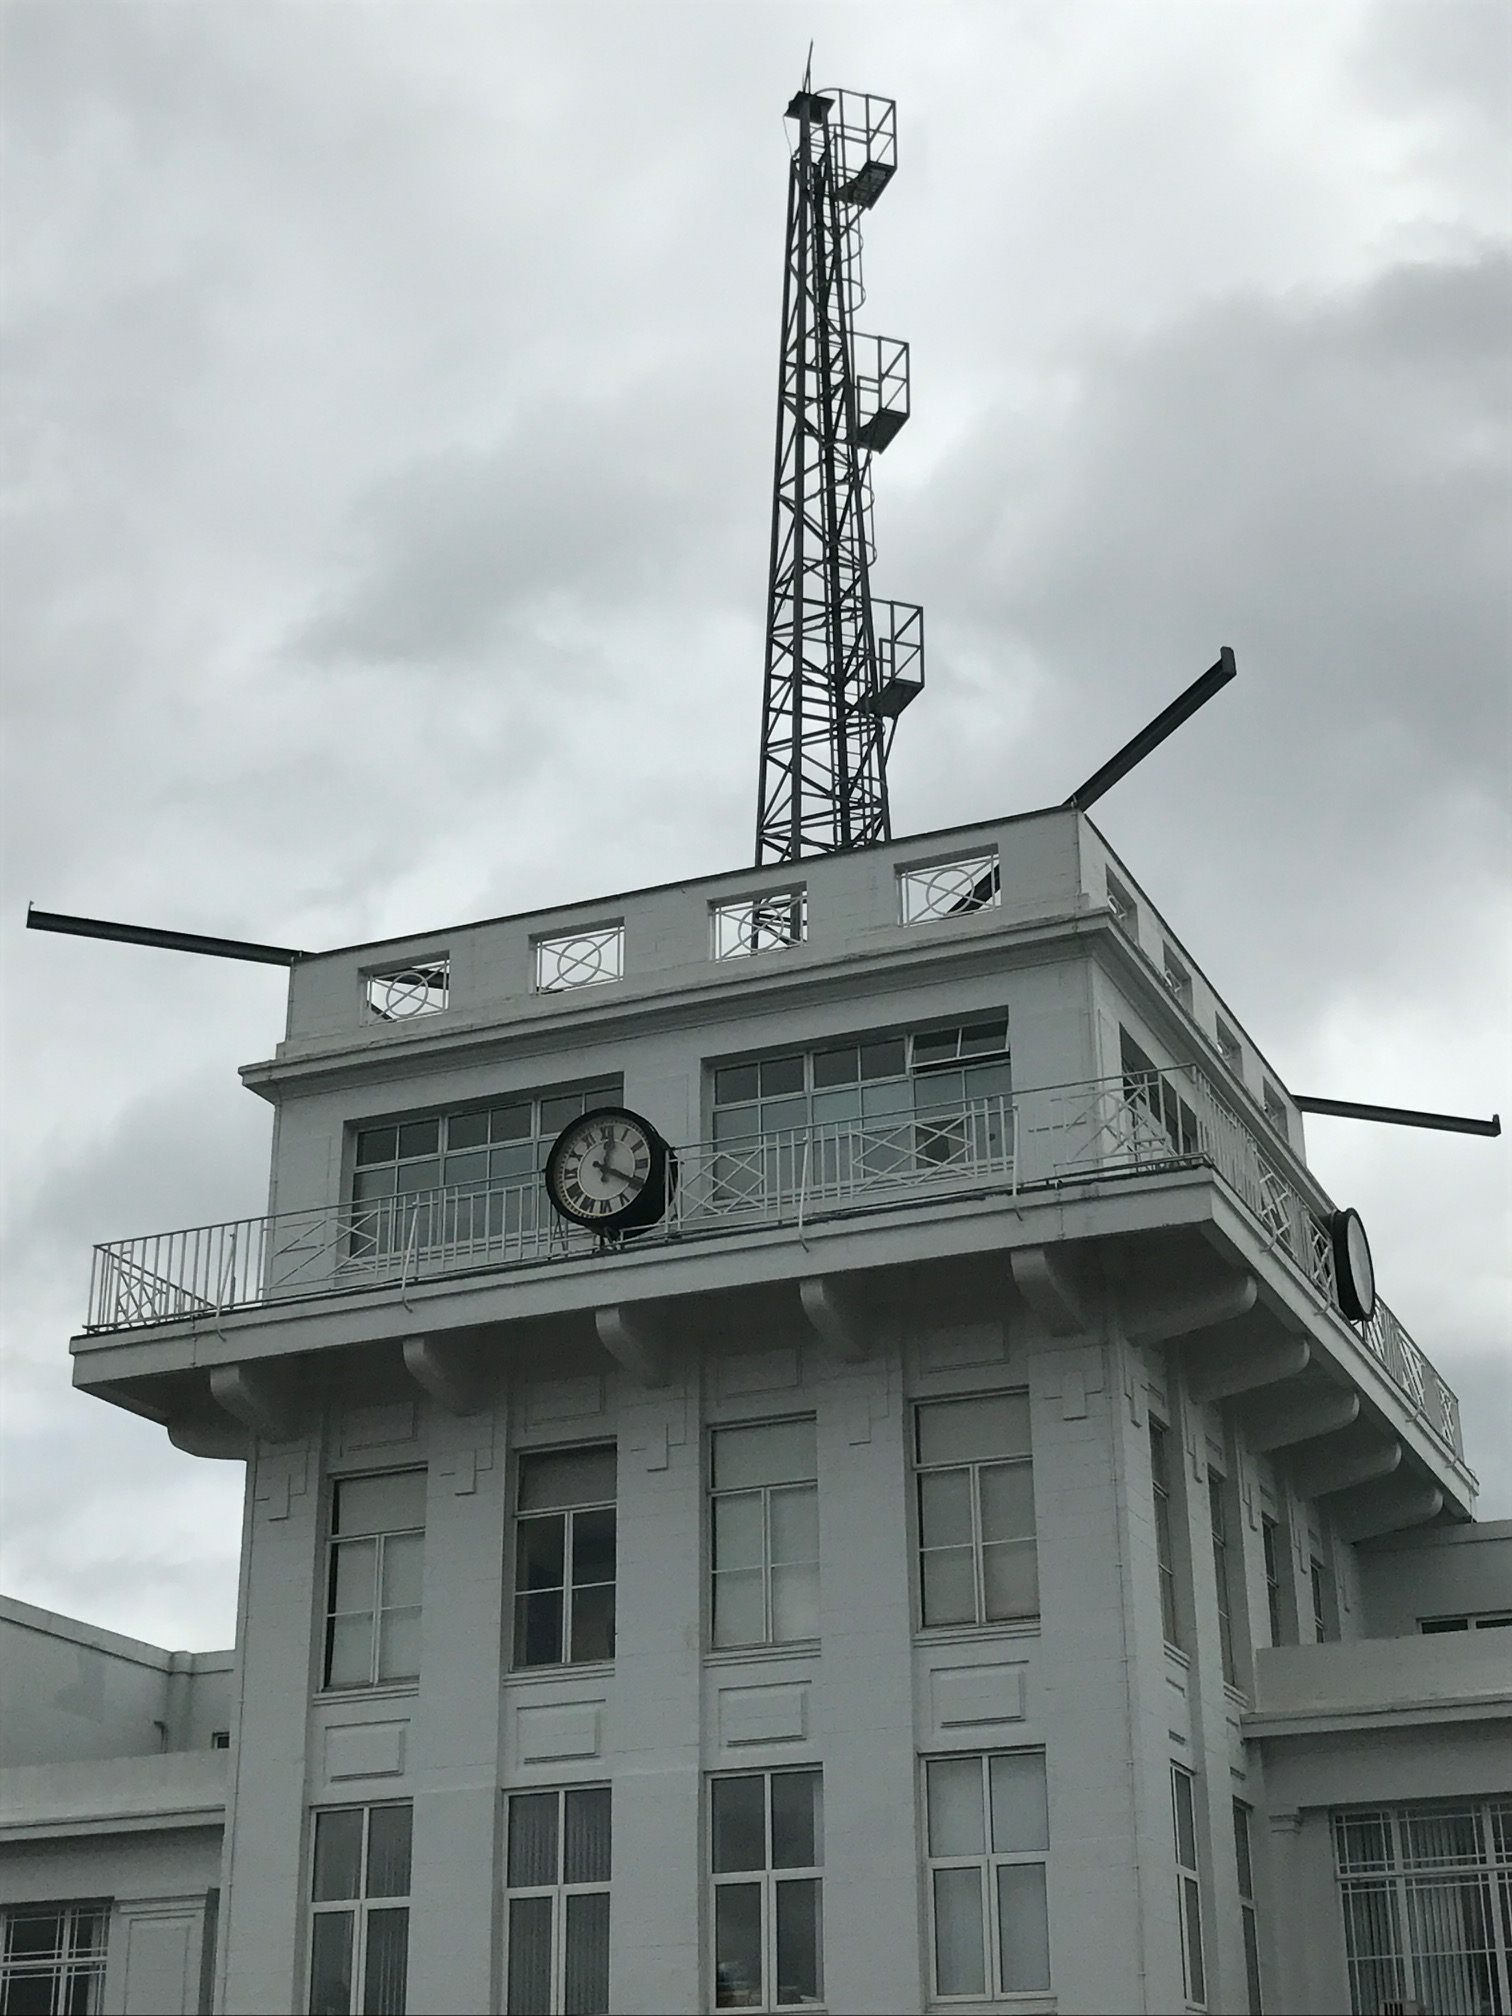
[402,1335,488,1415]
[208,1362,302,1443]
[797,1276,870,1361]
[1008,1244,1093,1337]
[1333,1478,1444,1543]
[1123,1270,1258,1344]
[1242,1382,1359,1453]
[1287,1425,1402,1502]
[1185,1327,1310,1405]
[595,1303,672,1388]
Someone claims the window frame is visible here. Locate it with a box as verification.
[1150,1420,1181,1651]
[0,1900,110,2016]
[322,1469,427,1694]
[511,1445,618,1671]
[1207,1469,1238,1688]
[913,1393,1038,1633]
[1309,1544,1337,1644]
[503,1785,612,2016]
[1171,1765,1206,2009]
[708,1419,820,1652]
[1261,1514,1284,1645]
[306,1802,412,2016]
[922,1750,1052,2002]
[1233,1800,1263,2015]
[709,1767,824,2012]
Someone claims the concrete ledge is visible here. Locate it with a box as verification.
[0,1751,228,1841]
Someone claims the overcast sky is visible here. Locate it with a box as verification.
[2,2,1508,1651]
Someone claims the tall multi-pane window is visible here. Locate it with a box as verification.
[710,1770,823,2011]
[915,1395,1037,1629]
[1150,1422,1180,1649]
[504,1787,611,2016]
[307,1804,411,2016]
[324,1472,425,1690]
[1171,1766,1206,2007]
[924,1752,1051,1999]
[1333,1800,1512,2016]
[710,1421,818,1649]
[709,1022,1012,1202]
[1208,1472,1237,1686]
[1310,1544,1337,1643]
[350,1081,618,1252]
[514,1448,617,1668]
[1261,1515,1284,1644]
[1121,1028,1199,1157]
[1233,1801,1263,2015]
[0,1903,108,2015]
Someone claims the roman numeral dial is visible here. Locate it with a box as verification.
[543,1106,674,1234]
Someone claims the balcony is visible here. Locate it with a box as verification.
[81,1072,1462,1466]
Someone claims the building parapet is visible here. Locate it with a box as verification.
[0,1750,228,1843]
[1248,1636,1512,1736]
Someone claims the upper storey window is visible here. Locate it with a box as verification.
[514,1447,617,1669]
[899,851,1000,925]
[324,1471,426,1691]
[351,1081,618,1249]
[711,1020,1010,1146]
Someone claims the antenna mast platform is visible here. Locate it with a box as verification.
[754,83,922,866]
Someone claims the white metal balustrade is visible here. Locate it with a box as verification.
[83,1078,1462,1461]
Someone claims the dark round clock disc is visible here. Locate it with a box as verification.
[1329,1205,1377,1324]
[544,1105,672,1233]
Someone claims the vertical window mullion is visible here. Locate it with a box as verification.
[562,1512,574,1665]
[969,1461,986,1626]
[982,1755,1000,1996]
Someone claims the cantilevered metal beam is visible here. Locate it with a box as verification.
[26,905,304,967]
[1293,1095,1500,1138]
[1064,647,1237,812]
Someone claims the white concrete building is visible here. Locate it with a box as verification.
[4,806,1509,2016]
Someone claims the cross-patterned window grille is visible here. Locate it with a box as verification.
[712,889,807,959]
[899,852,1000,925]
[365,958,449,1022]
[534,925,624,993]
[1333,1801,1512,2016]
[0,1904,108,2016]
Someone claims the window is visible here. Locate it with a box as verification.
[1150,1422,1181,1650]
[211,1729,231,1750]
[915,1395,1037,1629]
[899,851,1000,924]
[1120,1029,1199,1158]
[711,1770,823,2010]
[709,1022,1012,1205]
[1163,946,1193,1009]
[364,957,449,1022]
[1106,872,1136,934]
[1262,1083,1288,1143]
[712,890,807,959]
[534,924,624,993]
[1419,1611,1512,1634]
[1215,1018,1242,1073]
[1,1904,108,2016]
[1234,1802,1263,2015]
[505,1787,611,2016]
[710,1421,818,1649]
[351,1080,617,1256]
[324,1471,425,1690]
[1310,1546,1337,1644]
[1261,1516,1284,1645]
[1208,1472,1237,1687]
[308,1804,411,2016]
[1171,1767,1206,2007]
[1333,1799,1512,2016]
[925,1752,1051,1999]
[514,1447,617,1668]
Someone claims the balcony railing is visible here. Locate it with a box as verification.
[83,1075,1461,1461]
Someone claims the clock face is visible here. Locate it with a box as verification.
[544,1107,668,1231]
[1330,1206,1377,1324]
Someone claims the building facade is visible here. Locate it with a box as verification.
[4,806,1509,2015]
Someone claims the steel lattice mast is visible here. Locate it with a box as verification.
[754,84,923,866]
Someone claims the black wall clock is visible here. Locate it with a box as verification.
[544,1106,674,1233]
